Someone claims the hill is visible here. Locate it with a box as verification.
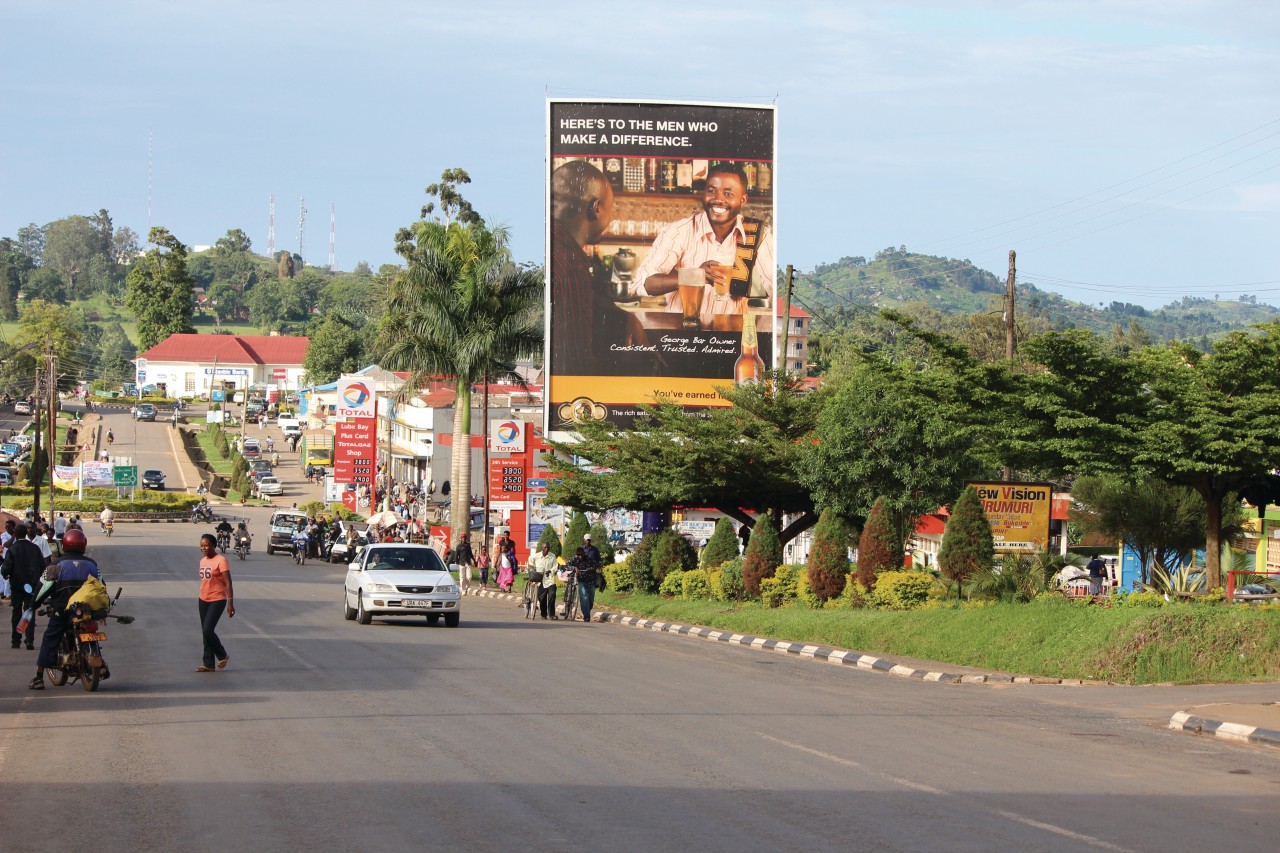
[798,247,1280,348]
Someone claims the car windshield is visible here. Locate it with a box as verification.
[365,549,445,572]
[144,470,162,477]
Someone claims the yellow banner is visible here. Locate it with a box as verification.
[549,376,735,408]
[969,481,1053,553]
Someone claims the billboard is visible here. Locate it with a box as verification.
[970,481,1053,553]
[334,418,376,485]
[335,374,377,419]
[545,99,776,434]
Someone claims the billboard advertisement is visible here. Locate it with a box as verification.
[334,419,376,485]
[545,99,776,434]
[335,374,377,420]
[970,481,1053,553]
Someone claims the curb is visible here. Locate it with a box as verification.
[462,587,1095,687]
[1168,711,1280,749]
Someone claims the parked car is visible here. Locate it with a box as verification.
[343,543,461,626]
[11,434,32,450]
[134,403,157,421]
[141,469,166,490]
[0,468,15,487]
[13,400,32,415]
[328,521,370,564]
[255,475,284,497]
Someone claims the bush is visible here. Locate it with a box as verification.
[659,569,686,597]
[869,570,934,610]
[700,517,740,568]
[838,577,870,609]
[602,560,633,593]
[716,557,746,601]
[857,497,900,590]
[706,568,724,600]
[796,566,842,608]
[807,508,852,603]
[1114,590,1168,608]
[537,525,563,557]
[937,486,994,598]
[742,514,782,597]
[628,533,659,593]
[760,576,785,608]
[681,568,711,600]
[650,529,698,585]
[564,511,590,555]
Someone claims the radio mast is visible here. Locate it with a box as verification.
[267,194,276,256]
[297,196,307,263]
[328,203,336,270]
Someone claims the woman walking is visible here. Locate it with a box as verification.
[197,533,235,672]
[496,541,517,592]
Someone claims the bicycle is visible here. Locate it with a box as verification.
[521,572,543,619]
[561,574,578,622]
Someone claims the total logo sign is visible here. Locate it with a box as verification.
[336,375,377,419]
[491,420,525,453]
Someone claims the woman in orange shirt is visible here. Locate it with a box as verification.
[197,533,235,673]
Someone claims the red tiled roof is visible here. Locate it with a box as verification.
[784,305,811,318]
[914,515,947,536]
[138,334,310,365]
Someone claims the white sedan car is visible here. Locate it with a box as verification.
[255,475,284,496]
[343,543,461,626]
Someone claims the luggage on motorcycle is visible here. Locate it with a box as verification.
[68,575,111,615]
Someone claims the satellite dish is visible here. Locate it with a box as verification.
[407,397,427,408]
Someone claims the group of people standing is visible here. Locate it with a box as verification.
[447,532,603,624]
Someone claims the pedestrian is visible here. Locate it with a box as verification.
[476,550,490,587]
[582,534,600,567]
[453,532,475,589]
[2,523,45,649]
[196,532,235,672]
[569,546,600,623]
[1086,555,1107,596]
[527,542,558,619]
[497,542,517,592]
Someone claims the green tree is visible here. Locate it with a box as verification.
[414,168,484,227]
[588,522,615,565]
[856,497,899,589]
[741,512,782,597]
[545,372,823,545]
[246,278,285,330]
[536,525,563,557]
[15,223,45,266]
[42,215,101,298]
[376,215,542,545]
[13,299,83,363]
[95,322,136,388]
[564,511,590,555]
[937,486,993,599]
[699,517,740,568]
[303,317,363,385]
[807,508,852,603]
[111,226,141,269]
[125,227,195,351]
[206,280,243,324]
[23,266,66,303]
[215,228,252,255]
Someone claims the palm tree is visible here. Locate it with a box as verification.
[376,220,542,545]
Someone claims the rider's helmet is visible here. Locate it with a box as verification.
[63,528,88,554]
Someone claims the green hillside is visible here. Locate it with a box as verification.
[799,247,1279,348]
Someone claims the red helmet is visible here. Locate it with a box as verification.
[62,528,88,554]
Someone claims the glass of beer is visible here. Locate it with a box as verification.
[677,268,706,328]
[709,264,735,297]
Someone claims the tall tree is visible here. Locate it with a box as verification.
[741,512,782,597]
[937,486,993,599]
[42,215,101,298]
[15,223,45,266]
[807,508,852,603]
[856,497,900,589]
[303,317,363,384]
[376,218,542,544]
[415,168,484,227]
[125,227,195,351]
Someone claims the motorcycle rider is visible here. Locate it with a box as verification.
[99,504,114,534]
[234,521,252,554]
[214,518,234,551]
[28,529,105,689]
[106,428,114,445]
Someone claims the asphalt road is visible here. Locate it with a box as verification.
[2,515,1279,852]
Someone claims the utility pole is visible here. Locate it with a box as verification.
[1005,249,1017,361]
[48,352,57,515]
[779,265,795,375]
[31,364,41,518]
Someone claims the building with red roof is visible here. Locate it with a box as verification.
[134,333,309,398]
[775,304,810,374]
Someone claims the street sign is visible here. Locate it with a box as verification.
[527,478,547,489]
[211,389,225,402]
[113,466,138,487]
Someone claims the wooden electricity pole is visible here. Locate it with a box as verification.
[780,265,795,374]
[1005,250,1017,361]
[47,353,57,515]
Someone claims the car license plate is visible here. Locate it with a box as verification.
[401,600,428,608]
[79,632,107,642]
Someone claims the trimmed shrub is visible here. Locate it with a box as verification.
[588,523,614,565]
[869,570,934,610]
[717,557,746,601]
[807,508,852,603]
[700,517,740,568]
[628,533,659,593]
[659,569,686,597]
[937,486,994,598]
[602,560,633,593]
[681,568,711,600]
[742,514,782,597]
[837,576,870,609]
[760,576,785,608]
[564,511,590,555]
[537,525,563,557]
[857,497,900,590]
[650,529,698,585]
[796,566,842,608]
[707,568,724,600]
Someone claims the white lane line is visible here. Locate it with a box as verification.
[241,619,321,674]
[165,423,190,490]
[758,733,1133,852]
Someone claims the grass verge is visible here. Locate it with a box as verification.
[594,592,1280,685]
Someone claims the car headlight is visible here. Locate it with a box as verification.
[368,583,395,593]
[437,584,458,594]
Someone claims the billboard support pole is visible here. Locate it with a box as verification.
[1004,250,1016,482]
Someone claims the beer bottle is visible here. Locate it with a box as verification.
[734,313,766,386]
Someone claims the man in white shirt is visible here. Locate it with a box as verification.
[631,162,775,327]
[53,513,67,543]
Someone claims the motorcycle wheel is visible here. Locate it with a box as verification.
[80,655,100,692]
[47,666,68,687]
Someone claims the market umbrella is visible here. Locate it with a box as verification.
[365,510,402,527]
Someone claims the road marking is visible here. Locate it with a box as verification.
[165,422,190,490]
[758,733,1133,852]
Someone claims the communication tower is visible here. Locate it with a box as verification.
[267,194,276,256]
[297,195,307,262]
[328,203,336,270]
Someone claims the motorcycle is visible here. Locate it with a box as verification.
[101,520,113,538]
[216,530,231,553]
[234,535,250,560]
[35,584,134,692]
[292,536,307,566]
[191,504,213,524]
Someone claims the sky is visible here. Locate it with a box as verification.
[1,1,1277,309]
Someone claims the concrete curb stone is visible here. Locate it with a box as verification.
[462,586,1098,688]
[1168,711,1280,749]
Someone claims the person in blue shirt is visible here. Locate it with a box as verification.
[29,529,102,690]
